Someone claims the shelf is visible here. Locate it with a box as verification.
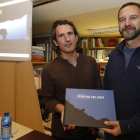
[96,60,108,65]
[84,47,115,49]
[97,62,108,65]
[80,33,122,38]
[32,61,48,65]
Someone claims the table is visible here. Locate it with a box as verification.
[0,117,33,140]
[16,130,56,140]
[0,117,57,140]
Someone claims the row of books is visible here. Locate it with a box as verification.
[45,39,57,62]
[86,49,112,59]
[89,38,104,47]
[81,38,88,48]
[45,43,58,62]
[79,37,124,48]
[32,45,45,62]
[32,39,58,62]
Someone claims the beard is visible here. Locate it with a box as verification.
[119,26,140,40]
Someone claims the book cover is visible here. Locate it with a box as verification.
[63,88,116,128]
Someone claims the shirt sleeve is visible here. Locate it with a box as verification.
[41,65,61,115]
[119,114,140,134]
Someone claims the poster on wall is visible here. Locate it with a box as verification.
[0,0,32,61]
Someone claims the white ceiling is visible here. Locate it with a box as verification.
[33,0,140,36]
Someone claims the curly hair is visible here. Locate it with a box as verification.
[51,20,79,55]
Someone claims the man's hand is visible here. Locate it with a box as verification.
[55,104,75,131]
[61,111,75,131]
[61,112,75,131]
[98,121,122,136]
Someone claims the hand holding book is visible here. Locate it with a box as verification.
[61,110,75,131]
[55,104,76,131]
[98,121,122,136]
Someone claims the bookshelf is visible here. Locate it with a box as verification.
[79,36,124,80]
[32,62,48,65]
[32,37,57,90]
[32,36,124,86]
[88,47,115,49]
[32,62,48,68]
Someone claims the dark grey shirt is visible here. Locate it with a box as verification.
[123,46,137,71]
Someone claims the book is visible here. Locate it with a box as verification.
[32,56,44,59]
[82,38,88,48]
[96,50,103,59]
[31,59,44,62]
[32,50,44,54]
[32,46,45,51]
[92,38,96,47]
[32,53,44,56]
[34,76,41,89]
[16,130,56,140]
[63,88,116,128]
[92,50,96,58]
[102,38,117,47]
[108,39,117,47]
[34,68,42,75]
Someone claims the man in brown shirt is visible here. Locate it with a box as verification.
[41,20,102,140]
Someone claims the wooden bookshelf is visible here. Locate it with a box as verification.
[80,37,120,81]
[87,47,115,49]
[32,61,49,68]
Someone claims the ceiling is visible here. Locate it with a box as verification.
[33,0,140,37]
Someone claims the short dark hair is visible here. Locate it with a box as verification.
[51,20,79,55]
[118,2,140,20]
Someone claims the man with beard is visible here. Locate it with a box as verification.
[99,2,140,140]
